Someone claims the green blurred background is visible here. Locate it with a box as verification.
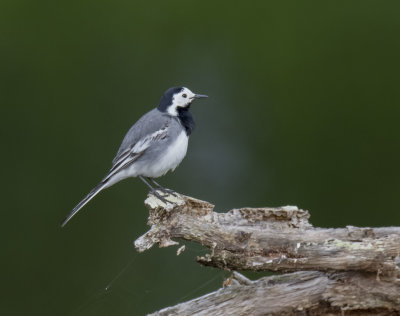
[2,1,400,315]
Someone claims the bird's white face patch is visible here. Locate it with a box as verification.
[167,87,196,116]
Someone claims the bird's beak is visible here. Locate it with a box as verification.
[193,94,208,99]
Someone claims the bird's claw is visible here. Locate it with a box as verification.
[150,189,169,204]
[160,188,178,197]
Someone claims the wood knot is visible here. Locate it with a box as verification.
[346,226,376,240]
[235,231,252,243]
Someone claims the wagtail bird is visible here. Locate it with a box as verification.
[62,87,208,227]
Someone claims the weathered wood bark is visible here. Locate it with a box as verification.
[149,271,400,316]
[135,193,400,315]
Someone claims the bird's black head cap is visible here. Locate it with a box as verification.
[157,87,184,112]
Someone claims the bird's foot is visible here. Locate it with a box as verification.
[150,189,170,204]
[157,187,179,198]
[147,178,179,198]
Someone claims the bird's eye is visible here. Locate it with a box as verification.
[182,94,187,98]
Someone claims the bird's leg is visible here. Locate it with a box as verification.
[139,176,169,203]
[147,178,178,197]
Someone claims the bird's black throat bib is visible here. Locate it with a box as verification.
[177,106,195,136]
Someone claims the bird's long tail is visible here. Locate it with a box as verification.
[61,181,108,227]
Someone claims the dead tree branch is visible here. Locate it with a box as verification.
[149,271,400,316]
[135,193,400,315]
[135,194,400,276]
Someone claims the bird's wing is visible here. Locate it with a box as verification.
[105,125,168,180]
[112,108,169,164]
[104,109,171,181]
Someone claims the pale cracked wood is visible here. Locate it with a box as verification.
[148,271,400,316]
[135,193,400,276]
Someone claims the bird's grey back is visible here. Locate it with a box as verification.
[112,108,174,165]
